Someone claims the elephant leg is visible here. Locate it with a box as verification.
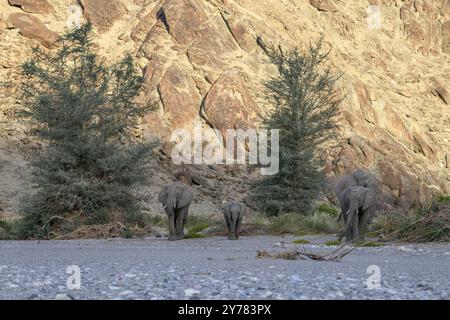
[352,210,360,240]
[224,214,232,238]
[358,209,369,241]
[345,222,352,242]
[167,215,177,241]
[175,208,187,240]
[228,222,237,240]
[182,206,189,237]
[338,210,348,241]
[235,218,242,239]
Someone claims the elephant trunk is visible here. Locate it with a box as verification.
[228,212,239,240]
[166,195,177,216]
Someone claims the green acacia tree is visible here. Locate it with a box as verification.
[251,39,342,216]
[17,23,156,238]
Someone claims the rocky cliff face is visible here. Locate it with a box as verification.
[0,0,449,215]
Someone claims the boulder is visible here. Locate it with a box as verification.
[156,0,239,81]
[8,0,54,14]
[225,15,256,53]
[157,64,202,130]
[78,0,128,31]
[6,13,58,48]
[309,0,337,12]
[404,20,426,51]
[202,72,260,139]
[157,0,209,46]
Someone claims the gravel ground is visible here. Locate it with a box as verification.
[0,235,449,300]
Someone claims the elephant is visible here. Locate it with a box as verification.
[223,202,246,240]
[158,183,193,241]
[342,186,377,241]
[334,169,378,222]
[334,169,379,241]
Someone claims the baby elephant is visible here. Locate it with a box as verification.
[223,202,246,240]
[159,183,193,241]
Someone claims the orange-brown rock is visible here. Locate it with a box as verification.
[430,77,449,105]
[79,0,128,31]
[224,15,256,53]
[309,0,337,12]
[8,0,54,14]
[156,64,202,130]
[202,72,259,137]
[404,20,426,52]
[442,20,450,54]
[6,13,58,48]
[157,0,208,46]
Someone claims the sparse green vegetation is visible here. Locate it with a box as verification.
[370,196,450,242]
[294,230,308,237]
[121,227,134,239]
[183,215,222,239]
[292,239,310,244]
[0,219,20,240]
[124,210,154,228]
[269,211,340,235]
[325,240,341,246]
[270,213,304,234]
[300,212,339,233]
[85,208,112,225]
[184,232,207,239]
[317,203,338,216]
[185,215,218,232]
[437,195,450,204]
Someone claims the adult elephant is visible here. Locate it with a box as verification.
[342,186,377,241]
[334,169,378,223]
[334,169,379,241]
[159,183,193,241]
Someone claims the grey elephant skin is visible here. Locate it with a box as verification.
[223,202,246,240]
[341,186,377,241]
[334,169,379,241]
[159,183,193,241]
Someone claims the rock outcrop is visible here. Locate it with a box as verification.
[78,0,128,31]
[0,0,449,214]
[8,0,54,14]
[6,13,58,48]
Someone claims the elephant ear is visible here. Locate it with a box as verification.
[223,202,231,215]
[158,186,168,204]
[362,188,376,211]
[223,204,231,217]
[178,187,193,208]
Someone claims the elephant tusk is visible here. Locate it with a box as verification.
[344,210,349,217]
[163,205,167,209]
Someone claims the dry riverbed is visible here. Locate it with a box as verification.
[0,235,449,300]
